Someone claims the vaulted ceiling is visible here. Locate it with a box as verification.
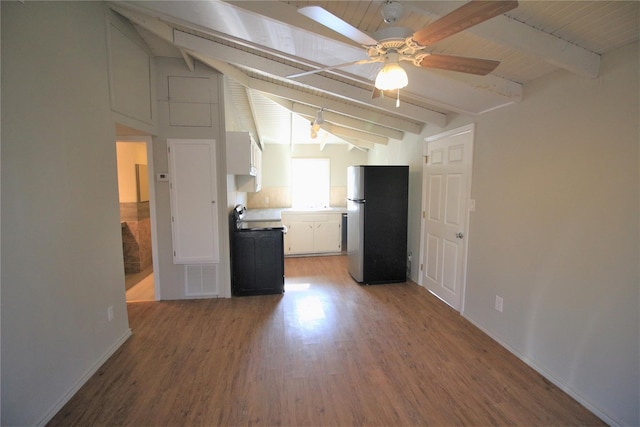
[110,1,639,149]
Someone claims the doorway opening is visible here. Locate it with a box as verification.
[116,136,158,302]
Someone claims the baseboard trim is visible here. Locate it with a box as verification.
[35,328,133,426]
[462,315,620,427]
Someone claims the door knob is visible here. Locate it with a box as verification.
[455,232,464,239]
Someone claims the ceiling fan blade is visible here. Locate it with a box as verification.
[287,59,378,79]
[298,6,378,46]
[419,54,500,75]
[412,0,518,46]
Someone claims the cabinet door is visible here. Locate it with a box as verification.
[253,143,262,192]
[232,231,284,295]
[287,221,315,254]
[236,143,262,193]
[226,131,256,176]
[168,139,219,263]
[255,231,284,292]
[313,221,341,253]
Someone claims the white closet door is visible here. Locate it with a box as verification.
[168,138,219,264]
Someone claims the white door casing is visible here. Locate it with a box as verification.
[117,135,161,300]
[419,124,474,311]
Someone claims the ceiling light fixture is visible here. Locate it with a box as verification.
[310,121,320,139]
[310,108,325,139]
[374,52,407,107]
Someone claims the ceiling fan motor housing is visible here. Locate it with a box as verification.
[367,27,425,60]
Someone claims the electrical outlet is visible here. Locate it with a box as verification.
[107,306,114,322]
[495,296,503,312]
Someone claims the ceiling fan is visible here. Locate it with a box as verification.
[289,0,519,105]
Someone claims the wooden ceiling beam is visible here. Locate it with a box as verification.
[174,30,443,128]
[188,51,425,135]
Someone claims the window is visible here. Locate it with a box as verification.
[291,158,330,209]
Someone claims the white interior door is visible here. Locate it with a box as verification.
[420,125,474,311]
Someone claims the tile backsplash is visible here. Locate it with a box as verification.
[246,186,347,209]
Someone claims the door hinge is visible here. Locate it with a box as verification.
[420,263,423,271]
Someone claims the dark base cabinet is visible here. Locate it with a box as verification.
[232,229,284,296]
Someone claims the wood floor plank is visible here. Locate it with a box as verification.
[48,255,604,426]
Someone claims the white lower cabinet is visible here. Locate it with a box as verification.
[282,212,342,255]
[313,222,341,252]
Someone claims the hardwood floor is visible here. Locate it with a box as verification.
[48,256,603,426]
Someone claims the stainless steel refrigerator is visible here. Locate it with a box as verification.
[347,165,409,284]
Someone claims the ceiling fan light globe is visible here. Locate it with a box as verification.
[375,63,408,91]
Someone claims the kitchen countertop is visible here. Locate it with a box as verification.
[237,221,285,231]
[282,207,347,214]
[242,207,347,222]
[241,208,284,222]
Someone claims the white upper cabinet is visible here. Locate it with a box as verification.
[226,131,262,192]
[226,131,258,176]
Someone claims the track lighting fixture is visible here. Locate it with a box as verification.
[310,108,325,139]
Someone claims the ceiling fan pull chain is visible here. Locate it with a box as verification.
[396,88,401,108]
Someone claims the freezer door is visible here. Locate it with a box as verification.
[347,198,364,282]
[347,166,364,201]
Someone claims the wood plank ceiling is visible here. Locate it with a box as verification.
[111,1,639,149]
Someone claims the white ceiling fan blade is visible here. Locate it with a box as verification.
[298,6,378,46]
[287,59,379,79]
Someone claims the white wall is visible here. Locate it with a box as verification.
[152,57,230,300]
[116,142,147,203]
[1,3,131,425]
[382,42,639,426]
